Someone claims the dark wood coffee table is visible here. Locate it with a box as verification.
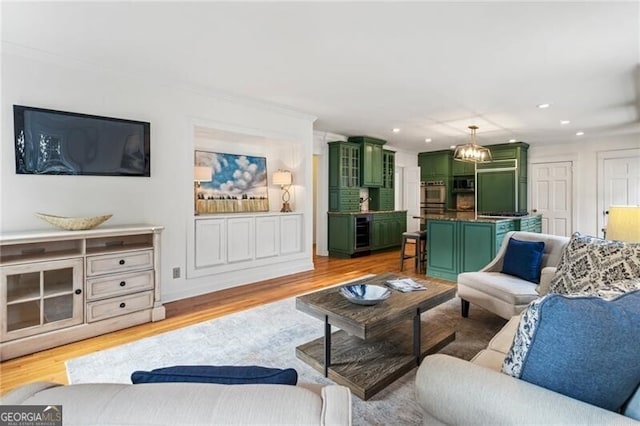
[295,272,456,400]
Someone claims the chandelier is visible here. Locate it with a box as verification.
[453,125,492,163]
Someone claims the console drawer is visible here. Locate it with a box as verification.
[86,270,154,301]
[86,291,153,323]
[86,250,153,276]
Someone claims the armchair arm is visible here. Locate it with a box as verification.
[536,266,558,295]
[416,355,635,425]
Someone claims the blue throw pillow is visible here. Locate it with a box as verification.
[501,237,545,283]
[131,365,298,385]
[502,290,640,412]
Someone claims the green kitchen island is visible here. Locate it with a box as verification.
[425,212,542,281]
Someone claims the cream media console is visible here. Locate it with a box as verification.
[0,225,164,361]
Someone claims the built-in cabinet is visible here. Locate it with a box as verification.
[0,225,164,361]
[426,216,541,281]
[191,213,303,277]
[369,150,395,211]
[328,141,361,212]
[477,142,529,213]
[419,142,529,213]
[348,136,386,188]
[328,211,406,258]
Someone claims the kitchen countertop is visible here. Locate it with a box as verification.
[327,210,407,215]
[420,212,541,223]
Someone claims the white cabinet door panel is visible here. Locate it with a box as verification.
[228,217,254,263]
[195,219,226,268]
[280,214,302,254]
[255,216,279,259]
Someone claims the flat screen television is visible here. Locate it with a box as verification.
[14,105,150,176]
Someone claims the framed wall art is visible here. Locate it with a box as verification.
[194,150,269,214]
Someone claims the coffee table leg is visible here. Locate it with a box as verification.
[324,315,331,377]
[414,308,421,365]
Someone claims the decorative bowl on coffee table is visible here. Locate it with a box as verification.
[340,284,391,306]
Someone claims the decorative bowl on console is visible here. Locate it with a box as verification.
[340,284,391,306]
[35,213,113,231]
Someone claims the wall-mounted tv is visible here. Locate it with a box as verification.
[14,105,150,176]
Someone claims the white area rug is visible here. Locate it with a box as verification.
[67,293,505,425]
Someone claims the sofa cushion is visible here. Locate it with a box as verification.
[470,349,505,371]
[458,272,538,305]
[501,290,640,412]
[131,365,298,385]
[487,314,521,354]
[548,232,640,295]
[501,238,545,283]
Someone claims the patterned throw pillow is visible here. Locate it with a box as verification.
[502,290,640,412]
[547,232,640,295]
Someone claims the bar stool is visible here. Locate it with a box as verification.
[400,231,427,272]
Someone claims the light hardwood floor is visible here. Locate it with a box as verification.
[1,247,445,396]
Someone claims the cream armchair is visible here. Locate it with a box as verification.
[457,231,570,320]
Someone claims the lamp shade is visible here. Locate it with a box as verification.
[273,170,292,186]
[607,205,640,242]
[194,166,212,182]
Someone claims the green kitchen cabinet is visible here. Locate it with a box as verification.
[328,141,361,212]
[476,142,529,213]
[426,218,522,281]
[327,214,355,257]
[452,160,475,176]
[369,150,395,211]
[371,211,406,250]
[517,215,542,233]
[476,170,516,213]
[348,136,386,188]
[418,151,451,180]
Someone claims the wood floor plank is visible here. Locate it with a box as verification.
[1,247,452,395]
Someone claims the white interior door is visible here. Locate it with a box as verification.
[530,161,573,236]
[403,166,421,232]
[598,150,640,237]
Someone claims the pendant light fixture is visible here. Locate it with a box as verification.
[453,125,492,163]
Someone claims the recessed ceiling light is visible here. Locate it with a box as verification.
[576,131,584,136]
[560,120,571,125]
[449,145,456,150]
[537,103,551,109]
[392,128,400,133]
[508,139,517,143]
[425,138,432,143]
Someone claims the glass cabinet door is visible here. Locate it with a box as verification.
[2,258,83,341]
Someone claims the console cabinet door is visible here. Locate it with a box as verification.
[1,258,83,342]
[280,214,302,255]
[255,216,279,259]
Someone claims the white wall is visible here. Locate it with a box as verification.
[529,133,640,236]
[1,46,316,302]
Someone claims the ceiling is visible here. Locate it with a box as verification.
[2,2,639,152]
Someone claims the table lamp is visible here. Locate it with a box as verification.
[194,166,212,215]
[273,170,292,213]
[606,205,640,242]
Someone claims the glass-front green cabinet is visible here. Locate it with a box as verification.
[369,150,395,211]
[328,141,361,212]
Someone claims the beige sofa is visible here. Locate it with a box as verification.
[1,381,352,425]
[457,231,570,320]
[415,317,640,425]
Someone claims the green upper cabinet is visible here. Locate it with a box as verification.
[369,150,395,211]
[451,160,475,176]
[328,141,361,212]
[348,136,386,188]
[328,141,360,189]
[418,151,451,180]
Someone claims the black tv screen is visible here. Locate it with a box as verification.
[14,105,150,176]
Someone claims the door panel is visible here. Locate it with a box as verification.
[477,170,516,212]
[531,161,573,236]
[598,151,640,237]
